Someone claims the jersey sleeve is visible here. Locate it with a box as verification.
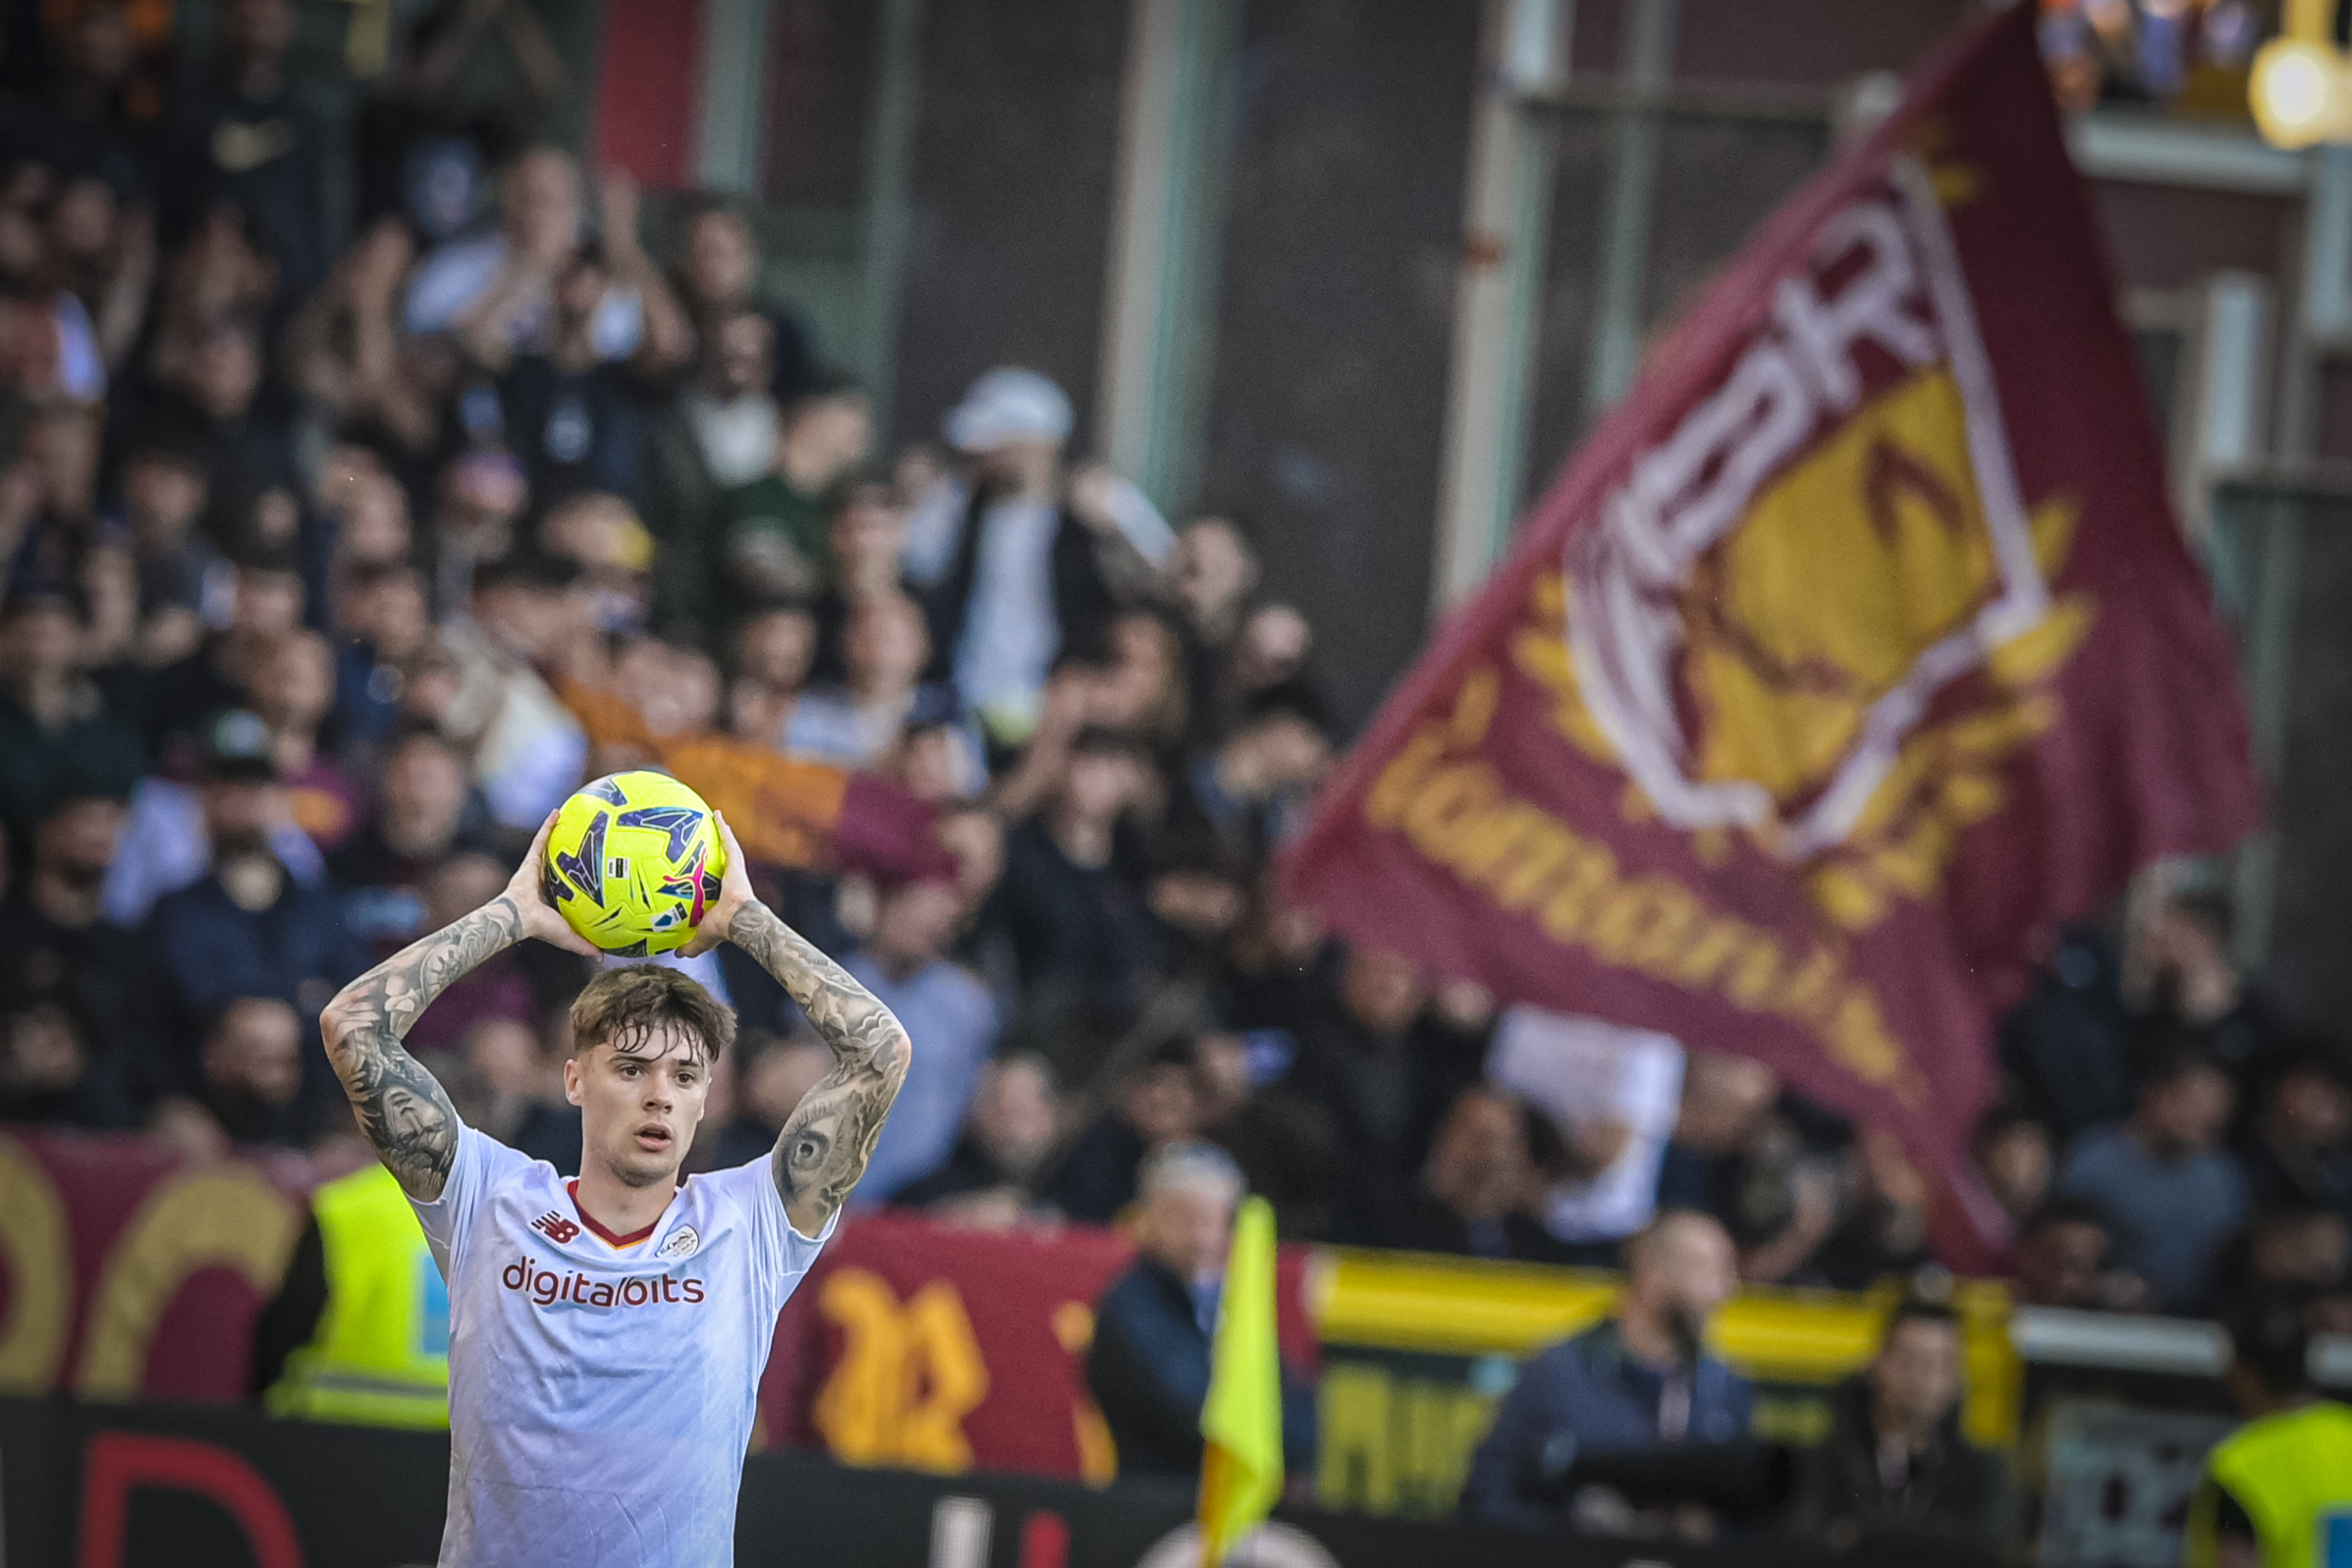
[703,1155,839,1319]
[407,1124,533,1277]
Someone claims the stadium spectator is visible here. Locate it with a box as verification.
[174,995,309,1148]
[396,854,541,1057]
[903,367,1172,743]
[642,302,779,636]
[785,591,968,776]
[715,374,872,618]
[1394,1084,1574,1264]
[330,726,490,957]
[326,561,431,757]
[667,196,813,406]
[1788,1301,2017,1561]
[842,873,999,1204]
[987,727,1161,1058]
[437,552,588,830]
[0,790,135,1119]
[2012,1198,2143,1312]
[703,1030,831,1171]
[2057,1044,2249,1313]
[441,1016,578,1174]
[1461,1209,1750,1533]
[895,1054,1064,1218]
[115,436,222,671]
[1049,1040,1202,1224]
[2237,1051,2352,1220]
[0,587,142,849]
[1172,515,1259,746]
[1998,923,2137,1140]
[137,740,364,1106]
[1971,1106,2056,1233]
[104,707,326,928]
[1191,1029,1340,1241]
[158,0,329,300]
[136,550,305,756]
[1083,1142,1314,1478]
[247,629,362,852]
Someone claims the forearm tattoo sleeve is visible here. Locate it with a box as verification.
[320,897,522,1201]
[729,901,911,1233]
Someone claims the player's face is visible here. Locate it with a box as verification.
[566,1023,714,1187]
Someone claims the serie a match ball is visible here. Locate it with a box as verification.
[543,771,728,956]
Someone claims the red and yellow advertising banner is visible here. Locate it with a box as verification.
[0,1132,306,1402]
[759,1215,1319,1484]
[1283,3,2259,1232]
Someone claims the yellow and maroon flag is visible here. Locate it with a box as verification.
[1283,3,2259,1246]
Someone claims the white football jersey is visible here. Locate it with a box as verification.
[410,1125,832,1568]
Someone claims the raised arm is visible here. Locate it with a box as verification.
[320,813,595,1200]
[684,816,910,1236]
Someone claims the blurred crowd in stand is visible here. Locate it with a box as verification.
[0,0,2342,1369]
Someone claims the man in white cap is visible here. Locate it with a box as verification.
[903,367,1175,744]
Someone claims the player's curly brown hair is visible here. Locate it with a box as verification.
[569,965,737,1065]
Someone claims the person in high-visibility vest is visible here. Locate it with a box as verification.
[252,1159,451,1428]
[2184,1295,2352,1568]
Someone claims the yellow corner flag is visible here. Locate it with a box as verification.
[1196,1196,1283,1568]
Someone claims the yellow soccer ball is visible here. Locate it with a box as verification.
[542,771,728,955]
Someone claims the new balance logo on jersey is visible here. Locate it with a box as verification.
[532,1212,581,1244]
[503,1258,707,1310]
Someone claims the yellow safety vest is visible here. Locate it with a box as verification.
[2186,1401,2352,1568]
[265,1162,451,1429]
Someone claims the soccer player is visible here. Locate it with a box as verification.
[319,810,908,1567]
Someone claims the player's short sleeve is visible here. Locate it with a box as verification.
[701,1156,838,1320]
[408,1123,532,1276]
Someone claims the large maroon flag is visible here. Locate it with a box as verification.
[1282,2,2259,1230]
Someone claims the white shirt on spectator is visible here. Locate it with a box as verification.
[1487,1006,1686,1244]
[405,234,644,362]
[102,777,328,928]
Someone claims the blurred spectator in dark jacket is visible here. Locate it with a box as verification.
[326,561,431,759]
[1171,515,1258,747]
[116,436,222,672]
[158,0,328,301]
[2213,1208,2350,1324]
[1999,923,2135,1141]
[667,196,813,406]
[1462,1210,1751,1533]
[1788,1301,2016,1563]
[2058,1043,2248,1313]
[2238,1051,2352,1221]
[1084,1142,1314,1479]
[0,586,143,850]
[2012,1198,2145,1312]
[642,302,779,639]
[1395,1084,1575,1263]
[331,725,491,957]
[895,1054,1064,1220]
[1049,1039,1201,1224]
[166,994,310,1148]
[703,1030,830,1171]
[988,728,1161,1063]
[138,738,364,1107]
[2134,889,2287,1096]
[1972,1105,2055,1237]
[1191,1028,1339,1240]
[0,791,136,1124]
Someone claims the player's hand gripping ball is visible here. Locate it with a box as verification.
[542,772,729,955]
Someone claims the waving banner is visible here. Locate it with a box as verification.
[1282,2,2258,1227]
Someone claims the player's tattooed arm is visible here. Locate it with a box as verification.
[685,814,910,1235]
[320,812,596,1201]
